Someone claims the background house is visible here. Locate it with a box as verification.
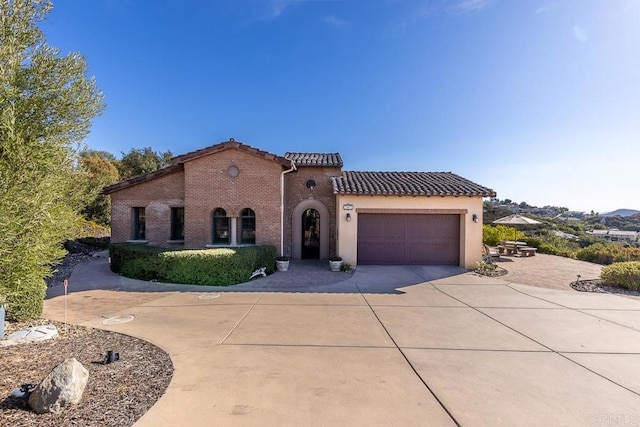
[587,229,639,243]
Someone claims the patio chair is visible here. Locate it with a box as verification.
[482,244,501,262]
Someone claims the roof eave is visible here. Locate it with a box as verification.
[102,164,184,195]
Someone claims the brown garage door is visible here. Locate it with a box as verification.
[357,214,460,265]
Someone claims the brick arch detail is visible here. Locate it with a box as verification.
[291,199,330,260]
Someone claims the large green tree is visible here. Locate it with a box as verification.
[117,147,173,180]
[0,0,104,319]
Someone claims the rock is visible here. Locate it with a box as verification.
[1,325,59,347]
[92,249,109,258]
[28,358,89,414]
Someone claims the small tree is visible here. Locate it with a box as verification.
[76,152,119,225]
[0,0,104,319]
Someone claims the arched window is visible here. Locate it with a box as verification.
[240,208,256,244]
[212,208,229,244]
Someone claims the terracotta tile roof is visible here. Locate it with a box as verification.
[102,163,184,195]
[331,171,496,197]
[284,152,343,167]
[171,139,292,167]
[104,140,294,194]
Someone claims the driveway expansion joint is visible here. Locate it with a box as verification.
[436,284,640,399]
[355,282,462,427]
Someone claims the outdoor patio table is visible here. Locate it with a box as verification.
[502,241,527,255]
[502,241,526,246]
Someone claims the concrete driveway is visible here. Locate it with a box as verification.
[43,260,640,426]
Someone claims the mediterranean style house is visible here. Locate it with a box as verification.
[104,139,496,268]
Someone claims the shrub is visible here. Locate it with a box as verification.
[340,262,352,272]
[161,249,246,285]
[253,245,277,274]
[483,225,525,246]
[109,243,166,274]
[601,262,640,290]
[575,243,640,265]
[109,243,277,286]
[72,217,111,238]
[76,236,110,249]
[518,233,577,258]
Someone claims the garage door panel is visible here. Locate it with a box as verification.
[359,242,406,265]
[358,214,460,265]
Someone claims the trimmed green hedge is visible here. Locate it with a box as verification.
[601,261,640,290]
[109,243,277,286]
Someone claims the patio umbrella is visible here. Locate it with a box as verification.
[492,214,542,240]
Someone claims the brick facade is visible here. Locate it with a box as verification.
[109,145,289,254]
[283,166,341,258]
[110,170,185,246]
[182,148,283,249]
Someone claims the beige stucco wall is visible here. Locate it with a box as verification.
[335,195,485,269]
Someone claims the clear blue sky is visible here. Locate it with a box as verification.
[42,0,639,213]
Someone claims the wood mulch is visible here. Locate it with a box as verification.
[0,319,173,427]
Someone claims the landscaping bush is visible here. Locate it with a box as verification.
[109,243,277,286]
[76,236,110,249]
[601,262,640,290]
[575,243,640,265]
[72,217,111,238]
[518,233,577,258]
[482,225,525,246]
[535,242,567,256]
[161,249,245,285]
[109,243,167,274]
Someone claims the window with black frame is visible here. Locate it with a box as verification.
[212,208,229,244]
[240,208,256,244]
[132,207,145,240]
[171,207,184,240]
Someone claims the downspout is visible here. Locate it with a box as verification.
[280,160,297,256]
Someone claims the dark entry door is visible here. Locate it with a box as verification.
[302,209,320,259]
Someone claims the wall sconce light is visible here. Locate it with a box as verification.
[472,214,479,223]
[306,179,316,191]
[346,213,351,222]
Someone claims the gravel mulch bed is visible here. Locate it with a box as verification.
[474,265,508,277]
[2,241,173,425]
[46,241,106,288]
[570,279,640,296]
[0,319,173,426]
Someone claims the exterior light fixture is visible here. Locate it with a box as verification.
[472,214,479,223]
[346,213,351,222]
[306,179,316,191]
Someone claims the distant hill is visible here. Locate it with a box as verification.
[601,209,640,217]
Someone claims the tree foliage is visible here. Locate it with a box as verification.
[482,225,526,246]
[0,0,104,319]
[117,147,173,180]
[75,151,119,225]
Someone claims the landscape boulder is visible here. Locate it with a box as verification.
[28,358,89,414]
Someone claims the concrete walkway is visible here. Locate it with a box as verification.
[42,258,640,426]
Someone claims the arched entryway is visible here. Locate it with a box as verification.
[292,200,330,260]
